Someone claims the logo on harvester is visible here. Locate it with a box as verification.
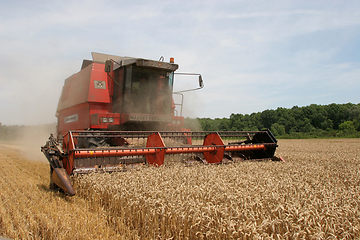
[94,80,106,89]
[64,114,79,123]
[129,114,171,122]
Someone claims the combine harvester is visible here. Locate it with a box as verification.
[42,52,283,196]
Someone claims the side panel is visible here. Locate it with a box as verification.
[88,63,111,103]
[57,103,90,136]
[62,132,76,175]
[57,65,91,113]
[56,62,113,135]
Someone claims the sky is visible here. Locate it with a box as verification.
[1,0,360,125]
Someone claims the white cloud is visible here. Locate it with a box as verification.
[0,0,360,125]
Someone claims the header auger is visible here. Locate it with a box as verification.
[42,52,283,196]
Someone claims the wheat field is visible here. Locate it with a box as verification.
[0,139,359,239]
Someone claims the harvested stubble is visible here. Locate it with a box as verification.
[1,139,360,239]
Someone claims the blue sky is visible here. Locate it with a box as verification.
[0,0,359,125]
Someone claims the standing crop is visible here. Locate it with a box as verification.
[1,139,359,239]
[74,139,360,239]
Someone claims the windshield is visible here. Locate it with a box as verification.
[123,66,174,115]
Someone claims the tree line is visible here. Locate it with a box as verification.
[185,103,360,138]
[1,103,359,140]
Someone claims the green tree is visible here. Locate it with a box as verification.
[301,118,315,133]
[218,118,231,131]
[270,123,286,136]
[197,102,359,138]
[339,121,356,133]
[260,109,277,129]
[326,103,354,129]
[348,104,360,131]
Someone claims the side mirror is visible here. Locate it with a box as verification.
[173,72,204,93]
[199,75,204,88]
[104,60,112,73]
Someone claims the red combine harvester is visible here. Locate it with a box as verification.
[42,52,283,196]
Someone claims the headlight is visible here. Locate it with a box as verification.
[108,117,114,123]
[172,120,181,125]
[102,118,108,123]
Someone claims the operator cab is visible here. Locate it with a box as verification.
[122,65,174,115]
[101,53,179,130]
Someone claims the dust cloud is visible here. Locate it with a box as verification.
[183,117,203,131]
[175,91,204,131]
[0,123,56,162]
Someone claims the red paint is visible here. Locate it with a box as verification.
[57,60,185,136]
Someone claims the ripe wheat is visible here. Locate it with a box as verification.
[0,139,359,239]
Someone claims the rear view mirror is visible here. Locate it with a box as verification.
[173,72,204,93]
[105,60,112,73]
[199,75,204,88]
